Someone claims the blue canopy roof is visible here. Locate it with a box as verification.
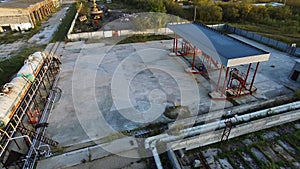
[167,23,270,67]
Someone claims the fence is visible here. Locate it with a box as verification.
[67,4,176,41]
[67,9,300,57]
[223,24,300,57]
[67,27,173,40]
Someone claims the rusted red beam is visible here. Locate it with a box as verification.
[221,67,230,97]
[250,62,260,92]
[244,63,252,84]
[216,65,223,91]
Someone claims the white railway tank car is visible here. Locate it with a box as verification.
[0,51,47,128]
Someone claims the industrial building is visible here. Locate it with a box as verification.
[0,0,60,32]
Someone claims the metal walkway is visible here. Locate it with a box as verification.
[0,42,62,169]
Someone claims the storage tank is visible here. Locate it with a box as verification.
[0,76,29,128]
[0,51,46,128]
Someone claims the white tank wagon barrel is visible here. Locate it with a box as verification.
[0,52,48,128]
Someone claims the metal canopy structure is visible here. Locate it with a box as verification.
[167,22,271,99]
[168,22,270,67]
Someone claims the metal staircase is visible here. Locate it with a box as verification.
[17,126,58,147]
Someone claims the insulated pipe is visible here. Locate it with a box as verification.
[8,135,38,155]
[150,140,163,169]
[164,101,300,142]
[145,101,300,169]
[145,101,300,149]
[191,101,298,132]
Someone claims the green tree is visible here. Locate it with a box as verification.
[197,3,223,22]
[219,3,240,22]
[238,3,253,22]
[148,0,167,13]
[163,0,186,18]
[268,6,292,20]
[247,5,269,23]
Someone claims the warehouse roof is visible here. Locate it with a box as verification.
[0,0,43,9]
[167,22,270,67]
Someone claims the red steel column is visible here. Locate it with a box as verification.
[175,35,178,55]
[250,62,260,92]
[173,33,175,52]
[192,47,196,69]
[216,65,223,92]
[244,63,252,85]
[182,40,185,54]
[221,67,230,97]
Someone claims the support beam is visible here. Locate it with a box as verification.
[244,63,252,84]
[41,80,48,94]
[221,67,230,97]
[34,11,40,22]
[250,62,260,92]
[37,88,44,99]
[192,47,196,69]
[216,65,223,92]
[173,33,175,52]
[43,7,47,17]
[175,35,178,55]
[45,72,51,84]
[37,9,43,21]
[29,13,36,26]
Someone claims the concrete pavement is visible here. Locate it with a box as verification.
[36,21,300,168]
[37,137,140,169]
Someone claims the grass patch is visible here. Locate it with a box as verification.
[100,132,126,142]
[229,23,300,46]
[51,4,77,42]
[117,34,172,44]
[0,45,46,86]
[0,26,41,44]
[52,146,65,154]
[284,130,300,148]
[295,89,300,100]
[295,129,300,139]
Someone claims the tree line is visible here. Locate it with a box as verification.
[116,0,299,27]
